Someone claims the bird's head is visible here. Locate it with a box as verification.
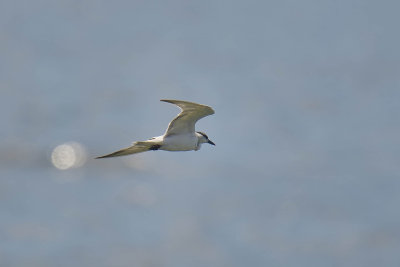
[196,131,215,146]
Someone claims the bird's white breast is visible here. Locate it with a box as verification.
[161,133,198,151]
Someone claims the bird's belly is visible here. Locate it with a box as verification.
[161,134,197,151]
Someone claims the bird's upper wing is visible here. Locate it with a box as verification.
[161,99,214,137]
[95,142,150,158]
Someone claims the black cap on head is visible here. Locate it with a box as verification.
[196,131,208,139]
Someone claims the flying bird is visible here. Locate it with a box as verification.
[96,99,215,159]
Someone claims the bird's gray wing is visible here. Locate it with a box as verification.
[161,99,215,137]
[95,141,150,158]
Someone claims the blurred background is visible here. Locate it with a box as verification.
[1,0,400,266]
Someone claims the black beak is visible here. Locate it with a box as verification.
[208,140,215,146]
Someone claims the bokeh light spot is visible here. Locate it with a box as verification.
[51,142,87,170]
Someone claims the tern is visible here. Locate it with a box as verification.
[96,99,215,159]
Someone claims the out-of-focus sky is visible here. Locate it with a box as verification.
[1,0,400,266]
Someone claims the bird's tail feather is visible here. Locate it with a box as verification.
[95,142,152,159]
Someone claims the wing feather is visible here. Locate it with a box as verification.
[160,99,214,136]
[95,142,150,159]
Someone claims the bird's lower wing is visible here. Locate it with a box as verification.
[95,142,151,159]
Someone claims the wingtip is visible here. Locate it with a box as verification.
[95,153,115,159]
[161,99,215,116]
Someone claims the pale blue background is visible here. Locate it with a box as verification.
[1,0,400,266]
